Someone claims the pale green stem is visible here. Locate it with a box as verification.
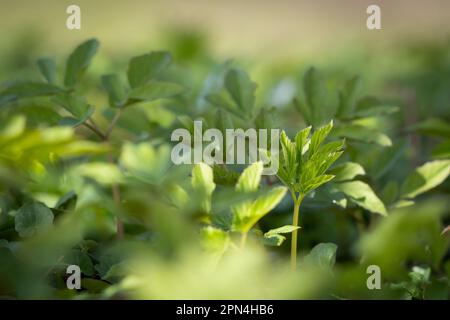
[290,191,304,271]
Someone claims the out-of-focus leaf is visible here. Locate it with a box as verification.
[201,226,229,254]
[332,124,392,147]
[127,51,171,88]
[64,39,99,88]
[1,82,63,98]
[128,81,185,102]
[380,181,399,206]
[235,161,263,193]
[65,248,94,276]
[305,243,338,269]
[337,76,360,117]
[224,68,256,117]
[351,105,399,119]
[120,143,171,184]
[329,162,365,182]
[409,118,450,138]
[53,94,94,126]
[333,181,387,216]
[232,186,287,234]
[432,140,450,159]
[15,201,54,237]
[54,191,77,212]
[401,160,450,199]
[101,74,128,107]
[212,164,239,186]
[81,278,110,293]
[192,163,216,213]
[72,162,123,186]
[37,58,57,84]
[358,200,449,277]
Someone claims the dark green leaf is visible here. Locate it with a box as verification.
[15,201,54,237]
[37,58,57,84]
[64,39,99,88]
[101,74,127,107]
[127,51,171,88]
[128,81,185,102]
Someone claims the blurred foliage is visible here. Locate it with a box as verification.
[0,31,449,300]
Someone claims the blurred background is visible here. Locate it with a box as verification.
[1,0,449,99]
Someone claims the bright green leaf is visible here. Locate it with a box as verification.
[401,160,450,199]
[333,181,387,216]
[330,162,365,182]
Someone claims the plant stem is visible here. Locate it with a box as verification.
[105,109,124,240]
[291,191,304,271]
[83,122,106,140]
[105,107,123,139]
[82,110,125,240]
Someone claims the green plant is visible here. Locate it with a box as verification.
[277,121,344,269]
[0,37,449,300]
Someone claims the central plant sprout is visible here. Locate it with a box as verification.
[277,120,344,270]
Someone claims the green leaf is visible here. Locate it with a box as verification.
[265,225,300,236]
[333,181,387,216]
[212,164,239,186]
[15,201,54,237]
[380,181,399,206]
[232,186,287,233]
[310,120,333,155]
[192,163,216,213]
[401,160,450,199]
[302,67,326,126]
[128,81,185,102]
[351,105,399,119]
[201,226,229,253]
[73,162,123,185]
[81,278,110,293]
[7,102,61,127]
[1,82,63,98]
[409,118,450,138]
[332,124,392,147]
[337,75,361,117]
[53,94,94,126]
[302,174,335,194]
[330,162,365,182]
[432,140,450,159]
[224,68,256,117]
[262,234,286,246]
[64,39,99,88]
[305,243,338,268]
[54,191,77,212]
[358,200,448,277]
[65,248,94,276]
[235,161,263,193]
[37,58,57,84]
[120,143,171,184]
[101,74,127,107]
[127,51,171,88]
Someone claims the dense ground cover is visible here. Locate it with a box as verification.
[0,34,449,299]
